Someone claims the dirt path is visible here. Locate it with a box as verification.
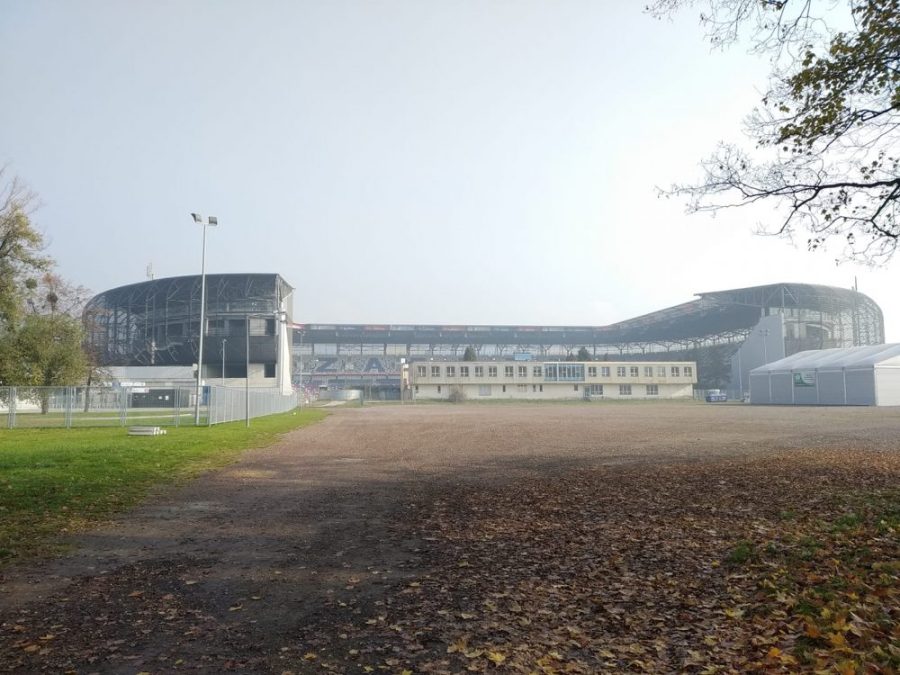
[1,403,898,672]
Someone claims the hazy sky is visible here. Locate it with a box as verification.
[1,1,897,339]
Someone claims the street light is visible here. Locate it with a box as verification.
[759,327,771,401]
[296,326,304,409]
[191,213,218,425]
[245,310,287,427]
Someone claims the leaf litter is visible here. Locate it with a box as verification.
[0,432,896,673]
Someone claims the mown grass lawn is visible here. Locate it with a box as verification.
[0,408,327,561]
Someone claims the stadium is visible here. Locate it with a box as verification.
[84,278,884,399]
[83,273,294,394]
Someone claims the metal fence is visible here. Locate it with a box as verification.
[206,385,301,426]
[0,385,299,429]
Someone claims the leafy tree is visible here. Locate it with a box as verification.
[2,313,88,412]
[0,173,93,403]
[0,170,50,328]
[650,0,900,263]
[576,346,592,361]
[462,346,478,361]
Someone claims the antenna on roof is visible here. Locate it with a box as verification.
[146,263,154,280]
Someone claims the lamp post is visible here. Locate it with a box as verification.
[297,327,303,409]
[245,310,287,427]
[191,213,217,425]
[759,327,771,401]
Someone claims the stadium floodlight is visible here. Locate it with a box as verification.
[192,213,218,425]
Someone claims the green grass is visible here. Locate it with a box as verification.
[0,408,327,561]
[725,539,755,565]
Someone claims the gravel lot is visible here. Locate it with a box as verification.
[1,401,898,673]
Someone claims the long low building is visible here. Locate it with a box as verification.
[410,360,697,400]
[749,343,900,406]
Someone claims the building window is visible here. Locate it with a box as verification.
[573,384,579,391]
[431,366,440,377]
[460,366,469,377]
[488,366,498,377]
[671,366,681,377]
[475,366,484,377]
[478,385,491,396]
[532,384,537,392]
[264,362,276,378]
[590,384,604,395]
[505,366,514,377]
[417,365,426,377]
[517,384,527,392]
[646,384,659,395]
[617,367,627,377]
[601,366,610,377]
[644,366,653,377]
[437,385,442,394]
[588,366,597,377]
[533,366,543,377]
[539,384,543,392]
[447,366,456,377]
[545,363,585,381]
[657,366,666,377]
[619,384,632,395]
[684,366,693,377]
[630,366,639,377]
[518,365,527,378]
[502,385,506,392]
[414,385,419,393]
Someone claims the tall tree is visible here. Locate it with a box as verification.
[576,346,592,361]
[0,169,50,328]
[0,172,92,402]
[462,346,478,361]
[650,0,900,263]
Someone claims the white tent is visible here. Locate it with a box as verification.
[749,343,900,406]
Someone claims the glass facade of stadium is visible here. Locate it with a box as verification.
[84,274,294,382]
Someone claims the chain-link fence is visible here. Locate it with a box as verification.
[0,385,299,429]
[206,385,300,425]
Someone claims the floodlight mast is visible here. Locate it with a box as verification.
[192,213,218,425]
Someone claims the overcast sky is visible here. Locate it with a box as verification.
[1,1,897,339]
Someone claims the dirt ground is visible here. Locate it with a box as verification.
[0,402,898,673]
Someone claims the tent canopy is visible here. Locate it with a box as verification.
[751,343,900,373]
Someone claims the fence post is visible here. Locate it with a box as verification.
[7,387,14,429]
[174,389,181,428]
[120,387,127,427]
[65,387,73,429]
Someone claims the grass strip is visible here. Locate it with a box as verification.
[0,408,327,561]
